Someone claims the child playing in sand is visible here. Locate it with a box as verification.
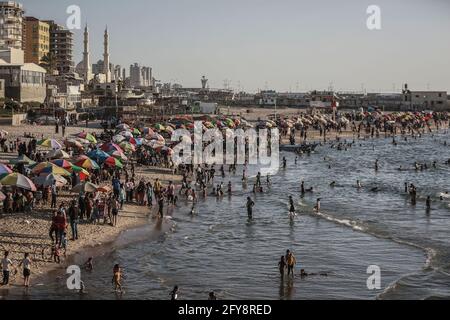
[52,245,61,264]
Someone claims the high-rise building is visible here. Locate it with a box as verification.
[45,20,74,75]
[0,1,24,50]
[130,63,152,87]
[23,16,49,64]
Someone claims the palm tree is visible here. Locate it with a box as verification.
[40,53,57,75]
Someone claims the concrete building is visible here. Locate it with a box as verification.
[45,21,74,75]
[130,63,151,88]
[0,47,46,103]
[402,85,448,111]
[0,1,24,50]
[23,17,50,65]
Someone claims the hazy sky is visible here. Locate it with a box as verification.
[19,0,450,92]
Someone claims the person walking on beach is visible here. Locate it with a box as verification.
[111,196,119,227]
[1,251,14,286]
[246,197,255,220]
[18,253,32,287]
[50,181,57,209]
[286,250,297,277]
[68,200,79,240]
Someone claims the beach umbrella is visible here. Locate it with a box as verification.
[104,157,123,169]
[134,138,144,146]
[153,124,165,131]
[0,173,37,191]
[143,128,155,136]
[0,163,13,178]
[64,138,84,149]
[70,165,90,176]
[32,162,71,176]
[87,149,110,163]
[71,182,99,193]
[119,141,136,152]
[51,159,73,170]
[33,174,67,187]
[100,143,124,154]
[118,131,133,139]
[45,149,71,159]
[113,135,126,143]
[116,123,130,131]
[75,158,100,170]
[10,155,36,166]
[0,191,5,201]
[38,138,62,149]
[132,128,141,136]
[108,150,128,162]
[76,132,97,143]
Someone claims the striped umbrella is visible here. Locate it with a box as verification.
[32,162,71,176]
[0,173,37,191]
[104,157,123,169]
[75,158,100,170]
[38,138,62,149]
[0,163,13,178]
[77,132,97,143]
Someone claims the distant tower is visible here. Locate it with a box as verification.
[83,24,92,84]
[103,27,111,83]
[201,76,208,89]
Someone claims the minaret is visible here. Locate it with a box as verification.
[83,24,92,84]
[103,26,111,83]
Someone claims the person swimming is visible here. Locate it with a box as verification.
[357,180,362,189]
[330,181,336,187]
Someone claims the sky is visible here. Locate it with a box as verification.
[18,0,450,93]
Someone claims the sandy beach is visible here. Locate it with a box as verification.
[0,122,183,286]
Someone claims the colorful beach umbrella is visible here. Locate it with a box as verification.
[104,157,123,169]
[0,163,13,178]
[32,162,71,176]
[76,132,97,143]
[87,149,110,163]
[38,138,62,149]
[0,173,37,191]
[64,138,84,149]
[108,150,128,162]
[119,141,136,152]
[100,143,124,154]
[75,158,100,170]
[51,159,73,170]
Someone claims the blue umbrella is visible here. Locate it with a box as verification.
[87,149,110,163]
